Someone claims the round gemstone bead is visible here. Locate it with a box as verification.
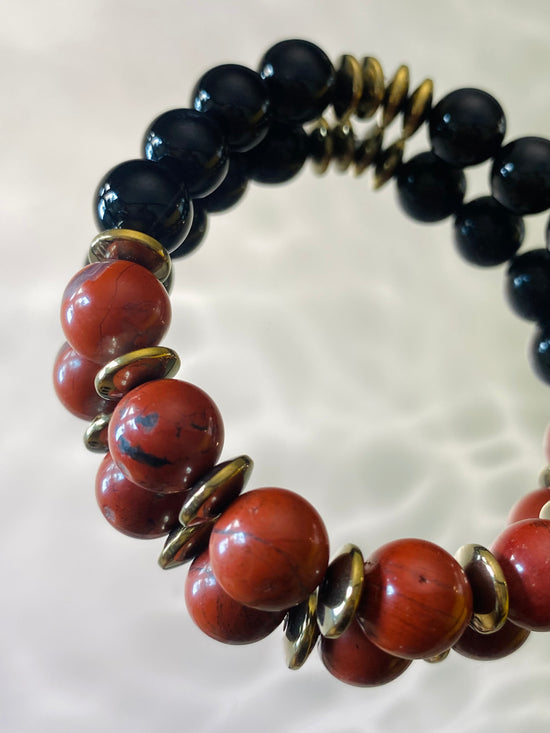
[245,121,308,184]
[531,326,550,385]
[108,378,224,493]
[396,151,466,222]
[356,538,473,660]
[491,137,550,215]
[453,619,530,661]
[143,109,229,198]
[95,159,193,252]
[453,196,524,267]
[95,454,184,538]
[60,261,171,365]
[185,549,285,644]
[508,487,550,523]
[169,202,208,259]
[320,617,412,687]
[505,249,550,323]
[191,64,270,152]
[53,342,115,420]
[259,39,335,123]
[200,155,248,213]
[491,518,550,630]
[208,487,329,612]
[429,88,506,167]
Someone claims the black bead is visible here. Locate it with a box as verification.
[201,155,248,213]
[505,249,550,323]
[143,109,229,198]
[396,151,466,222]
[453,196,524,267]
[259,39,335,123]
[191,64,270,152]
[491,137,550,215]
[244,122,308,184]
[170,202,208,259]
[95,159,192,252]
[429,88,505,167]
[530,326,550,385]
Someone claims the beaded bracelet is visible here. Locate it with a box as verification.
[53,39,550,687]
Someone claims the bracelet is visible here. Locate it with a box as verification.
[53,39,550,687]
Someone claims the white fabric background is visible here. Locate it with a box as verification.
[2,1,550,731]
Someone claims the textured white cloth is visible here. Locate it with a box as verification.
[3,1,550,730]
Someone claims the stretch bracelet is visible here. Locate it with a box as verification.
[54,39,550,687]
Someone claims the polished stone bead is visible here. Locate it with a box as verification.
[320,617,412,687]
[530,326,550,385]
[508,487,550,523]
[491,137,550,215]
[259,39,335,123]
[143,109,229,198]
[209,487,329,611]
[95,159,193,252]
[245,122,308,184]
[396,151,466,222]
[95,454,183,538]
[108,378,224,493]
[169,202,208,259]
[491,518,550,630]
[53,342,114,420]
[453,196,524,267]
[191,64,270,152]
[356,538,473,659]
[200,155,248,213]
[453,619,530,661]
[505,249,550,323]
[185,549,285,644]
[429,88,505,167]
[60,261,171,364]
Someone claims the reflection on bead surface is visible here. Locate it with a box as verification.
[169,203,208,259]
[508,487,550,523]
[506,249,550,323]
[209,487,329,611]
[317,544,364,639]
[185,550,285,644]
[108,379,224,493]
[453,619,530,660]
[491,137,550,215]
[530,326,550,385]
[53,343,114,420]
[357,538,473,659]
[159,518,219,569]
[61,261,171,365]
[320,617,412,687]
[283,591,319,670]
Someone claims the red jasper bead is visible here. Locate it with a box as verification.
[453,619,530,661]
[95,454,184,538]
[356,538,473,660]
[209,487,329,612]
[507,487,550,523]
[320,617,412,687]
[108,379,224,493]
[53,342,114,420]
[60,261,171,364]
[185,549,285,644]
[491,518,550,630]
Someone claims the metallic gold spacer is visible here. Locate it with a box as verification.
[354,125,384,176]
[84,412,111,453]
[331,121,356,172]
[158,517,219,570]
[283,591,319,670]
[424,649,450,664]
[178,455,254,526]
[455,544,509,634]
[538,464,550,488]
[308,118,333,175]
[94,347,181,401]
[539,500,550,520]
[382,65,410,128]
[402,78,434,138]
[317,543,364,639]
[372,138,405,189]
[356,56,385,119]
[89,229,172,283]
[333,54,364,120]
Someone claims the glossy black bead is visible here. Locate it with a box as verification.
[143,109,229,198]
[491,137,550,215]
[191,64,270,152]
[396,151,466,222]
[170,202,208,259]
[505,249,550,323]
[95,159,192,252]
[259,39,335,123]
[201,155,248,213]
[531,326,550,385]
[245,122,308,184]
[429,88,505,167]
[453,196,524,267]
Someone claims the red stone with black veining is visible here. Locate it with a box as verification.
[108,378,224,493]
[208,487,329,612]
[53,342,115,420]
[60,260,171,364]
[185,548,285,644]
[356,538,473,660]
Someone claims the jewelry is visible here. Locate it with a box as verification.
[53,39,550,687]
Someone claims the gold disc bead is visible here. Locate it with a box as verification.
[89,228,172,283]
[538,464,550,487]
[381,65,410,128]
[539,500,550,520]
[332,54,364,120]
[158,517,219,570]
[354,125,384,175]
[308,118,333,174]
[402,78,434,139]
[331,121,356,172]
[283,591,320,670]
[356,57,385,119]
[316,544,364,638]
[94,347,181,401]
[84,413,111,452]
[373,138,405,189]
[424,649,450,664]
[455,544,509,634]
